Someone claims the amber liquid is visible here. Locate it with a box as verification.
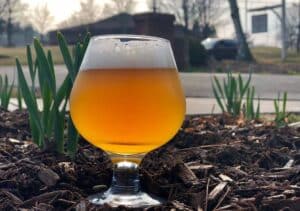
[70,68,185,155]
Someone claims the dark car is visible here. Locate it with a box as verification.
[201,38,238,60]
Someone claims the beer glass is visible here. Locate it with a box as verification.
[70,35,186,207]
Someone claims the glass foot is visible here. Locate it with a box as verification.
[88,188,162,208]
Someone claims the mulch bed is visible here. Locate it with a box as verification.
[0,109,300,210]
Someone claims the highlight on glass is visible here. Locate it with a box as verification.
[70,34,186,207]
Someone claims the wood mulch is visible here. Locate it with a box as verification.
[0,109,300,210]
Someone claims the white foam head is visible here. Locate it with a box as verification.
[80,34,177,70]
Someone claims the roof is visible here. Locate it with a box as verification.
[54,13,135,33]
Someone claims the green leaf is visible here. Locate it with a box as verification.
[274,99,279,116]
[34,38,56,95]
[16,58,43,146]
[29,115,42,146]
[256,98,260,119]
[67,117,79,158]
[54,76,72,106]
[57,32,75,82]
[0,75,3,95]
[283,92,287,114]
[54,108,66,154]
[212,83,225,112]
[47,50,56,89]
[241,72,252,97]
[3,75,14,109]
[214,76,224,98]
[26,45,35,82]
[17,85,23,110]
[238,74,244,98]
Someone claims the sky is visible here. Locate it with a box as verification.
[21,0,149,25]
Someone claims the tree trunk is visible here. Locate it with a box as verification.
[228,0,254,61]
[182,0,189,30]
[297,23,300,53]
[6,1,13,47]
[297,3,300,53]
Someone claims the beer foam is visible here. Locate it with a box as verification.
[80,35,177,70]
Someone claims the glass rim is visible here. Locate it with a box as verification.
[91,34,170,43]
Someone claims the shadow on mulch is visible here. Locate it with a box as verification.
[0,109,300,210]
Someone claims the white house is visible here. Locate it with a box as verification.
[215,0,299,47]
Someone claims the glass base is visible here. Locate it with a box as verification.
[88,188,162,208]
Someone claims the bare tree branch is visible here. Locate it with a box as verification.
[58,0,102,28]
[31,4,54,35]
[103,0,136,17]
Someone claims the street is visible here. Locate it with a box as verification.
[2,65,300,99]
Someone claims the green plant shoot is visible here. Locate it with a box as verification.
[0,75,14,110]
[212,71,254,117]
[16,32,90,157]
[274,92,288,127]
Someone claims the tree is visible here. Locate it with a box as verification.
[0,0,28,46]
[30,4,54,42]
[0,1,9,15]
[148,0,223,35]
[283,3,300,52]
[228,0,253,61]
[58,0,102,28]
[103,0,136,17]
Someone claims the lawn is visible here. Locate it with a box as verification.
[1,46,300,73]
[184,46,300,73]
[251,46,300,64]
[0,46,65,66]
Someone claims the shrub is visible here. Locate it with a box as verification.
[189,38,207,66]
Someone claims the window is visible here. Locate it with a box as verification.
[252,14,268,33]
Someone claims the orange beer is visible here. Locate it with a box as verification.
[70,68,185,155]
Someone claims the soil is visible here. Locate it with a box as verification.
[0,109,300,210]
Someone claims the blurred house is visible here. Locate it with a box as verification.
[48,12,189,70]
[215,0,299,48]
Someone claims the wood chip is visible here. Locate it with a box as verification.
[21,191,67,207]
[219,174,233,182]
[38,167,60,187]
[187,163,214,171]
[208,182,227,201]
[2,190,23,204]
[214,186,231,210]
[171,201,193,211]
[176,162,199,186]
[283,159,294,168]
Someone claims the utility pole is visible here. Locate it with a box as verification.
[281,0,286,61]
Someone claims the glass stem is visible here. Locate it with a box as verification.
[110,161,140,195]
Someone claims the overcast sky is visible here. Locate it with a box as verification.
[21,0,149,24]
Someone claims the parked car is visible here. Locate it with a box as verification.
[201,38,238,60]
